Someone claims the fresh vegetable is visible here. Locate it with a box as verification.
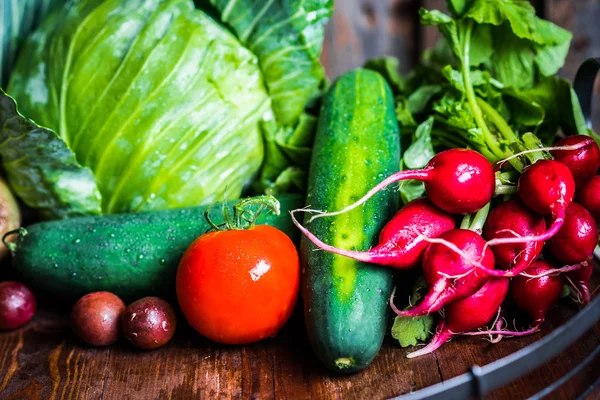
[292,198,455,269]
[566,262,593,305]
[482,199,545,277]
[0,281,36,330]
[396,1,592,168]
[576,175,600,224]
[510,260,564,332]
[299,69,400,373]
[0,0,332,218]
[4,194,303,300]
[487,160,576,247]
[392,228,494,317]
[121,297,176,350]
[305,148,495,217]
[0,177,21,261]
[177,196,299,345]
[0,0,61,86]
[71,291,125,347]
[550,135,600,188]
[406,277,509,358]
[390,276,434,347]
[546,202,598,264]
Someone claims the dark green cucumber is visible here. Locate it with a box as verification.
[302,69,400,373]
[7,194,303,300]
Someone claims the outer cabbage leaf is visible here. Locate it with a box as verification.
[0,89,101,218]
[1,0,61,87]
[6,0,272,216]
[208,0,333,127]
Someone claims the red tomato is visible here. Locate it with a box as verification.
[176,225,300,344]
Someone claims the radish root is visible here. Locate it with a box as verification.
[307,169,430,223]
[519,261,585,279]
[496,141,588,170]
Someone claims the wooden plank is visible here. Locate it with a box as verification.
[320,0,420,79]
[434,303,600,399]
[546,0,600,131]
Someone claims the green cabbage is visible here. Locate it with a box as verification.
[1,0,61,87]
[0,0,332,218]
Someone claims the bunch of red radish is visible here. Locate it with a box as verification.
[292,134,600,357]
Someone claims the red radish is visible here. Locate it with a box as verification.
[392,229,494,317]
[482,200,546,277]
[547,202,598,264]
[307,148,495,219]
[290,198,455,269]
[407,278,509,358]
[576,175,600,224]
[550,135,600,188]
[565,261,593,305]
[512,260,563,327]
[487,160,575,247]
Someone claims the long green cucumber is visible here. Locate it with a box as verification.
[301,69,400,373]
[6,194,303,300]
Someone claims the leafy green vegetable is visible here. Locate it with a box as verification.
[398,118,434,204]
[395,0,591,171]
[391,277,434,347]
[364,57,405,94]
[0,90,101,218]
[2,0,332,218]
[0,0,61,87]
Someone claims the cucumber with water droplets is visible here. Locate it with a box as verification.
[5,194,303,300]
[302,69,400,373]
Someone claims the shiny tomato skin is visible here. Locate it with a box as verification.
[176,225,300,345]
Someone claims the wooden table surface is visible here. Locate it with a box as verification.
[0,288,599,400]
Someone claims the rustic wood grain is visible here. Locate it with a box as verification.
[545,0,600,131]
[1,287,599,400]
[321,0,420,78]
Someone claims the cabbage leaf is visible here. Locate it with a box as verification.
[2,0,331,218]
[0,0,61,87]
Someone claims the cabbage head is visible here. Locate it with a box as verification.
[0,0,332,218]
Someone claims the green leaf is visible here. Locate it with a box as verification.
[396,96,418,129]
[364,57,405,94]
[391,276,434,347]
[408,85,442,114]
[441,65,488,92]
[469,24,493,66]
[258,112,316,191]
[463,0,537,42]
[491,24,535,89]
[403,117,435,169]
[532,20,572,76]
[419,9,462,59]
[399,178,426,205]
[209,0,333,126]
[502,87,545,129]
[262,166,306,195]
[1,0,62,87]
[0,90,101,218]
[391,314,434,347]
[447,0,469,17]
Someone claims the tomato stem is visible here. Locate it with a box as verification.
[204,195,281,231]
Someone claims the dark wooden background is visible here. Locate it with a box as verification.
[1,1,600,399]
[321,0,600,129]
